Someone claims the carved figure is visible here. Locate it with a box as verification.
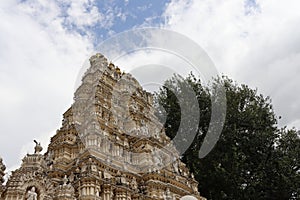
[121,174,129,185]
[34,140,43,154]
[63,175,68,186]
[26,187,37,200]
[165,188,172,200]
[103,169,112,179]
[130,177,138,191]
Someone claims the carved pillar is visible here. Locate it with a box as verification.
[115,187,131,200]
[79,183,101,200]
[102,184,112,200]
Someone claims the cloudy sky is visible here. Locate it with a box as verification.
[1,0,300,171]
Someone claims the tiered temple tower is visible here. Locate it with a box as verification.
[0,53,205,200]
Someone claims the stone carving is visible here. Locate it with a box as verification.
[1,53,204,200]
[34,140,43,154]
[121,174,129,185]
[152,148,163,167]
[141,123,149,135]
[26,187,37,200]
[98,170,102,179]
[69,172,75,182]
[116,171,122,184]
[45,151,53,166]
[63,175,68,186]
[173,161,179,174]
[192,183,198,193]
[165,188,172,200]
[130,177,138,191]
[191,173,195,179]
[103,168,112,179]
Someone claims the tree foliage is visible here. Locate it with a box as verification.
[155,74,300,200]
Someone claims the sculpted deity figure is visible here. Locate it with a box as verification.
[26,187,37,200]
[152,148,163,167]
[173,161,179,174]
[120,174,129,185]
[165,188,172,200]
[116,171,122,184]
[130,177,138,191]
[63,175,68,186]
[103,168,112,179]
[192,183,198,193]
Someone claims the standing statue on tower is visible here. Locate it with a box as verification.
[34,140,43,154]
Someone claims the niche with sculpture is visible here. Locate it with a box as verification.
[25,186,39,200]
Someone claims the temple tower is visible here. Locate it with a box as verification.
[1,53,205,200]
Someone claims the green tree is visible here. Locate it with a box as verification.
[155,74,300,200]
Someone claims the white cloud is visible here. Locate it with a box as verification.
[0,0,95,169]
[162,0,300,128]
[65,0,103,29]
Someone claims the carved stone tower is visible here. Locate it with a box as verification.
[0,53,206,200]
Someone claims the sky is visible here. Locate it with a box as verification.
[1,0,300,171]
